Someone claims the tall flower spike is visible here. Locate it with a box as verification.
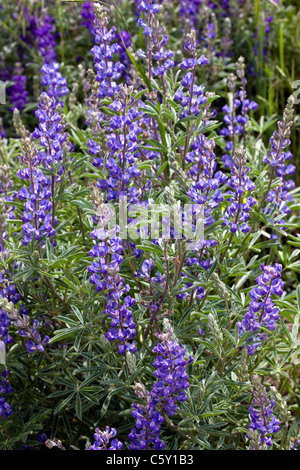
[263,95,294,168]
[247,375,280,449]
[137,1,175,84]
[221,60,258,168]
[222,147,256,234]
[91,4,125,100]
[88,190,137,355]
[237,263,283,354]
[129,382,165,450]
[24,8,57,64]
[0,369,13,418]
[8,63,28,112]
[151,326,191,417]
[263,96,295,239]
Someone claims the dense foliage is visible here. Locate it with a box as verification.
[0,0,299,451]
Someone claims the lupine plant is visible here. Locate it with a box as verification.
[0,0,299,452]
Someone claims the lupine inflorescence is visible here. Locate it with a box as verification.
[129,325,191,449]
[88,191,137,355]
[0,297,49,354]
[16,94,67,246]
[0,369,13,419]
[221,58,258,168]
[246,375,280,449]
[222,147,256,234]
[263,96,295,236]
[238,263,283,354]
[8,63,28,112]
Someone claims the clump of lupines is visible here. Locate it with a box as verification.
[237,263,283,354]
[89,426,123,450]
[0,0,298,452]
[222,147,256,234]
[8,63,28,112]
[246,375,280,449]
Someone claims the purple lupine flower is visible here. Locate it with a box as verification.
[0,165,20,348]
[0,368,13,418]
[129,326,190,450]
[129,383,165,450]
[18,317,50,353]
[221,59,258,169]
[246,375,280,449]
[26,10,57,64]
[222,148,256,234]
[17,117,55,246]
[89,426,123,450]
[81,1,96,35]
[137,0,175,82]
[175,31,208,121]
[40,62,69,105]
[32,92,67,171]
[8,63,28,111]
[17,89,69,248]
[263,96,295,237]
[0,311,13,345]
[179,0,202,28]
[24,9,69,107]
[90,6,124,100]
[95,85,141,202]
[237,264,283,354]
[88,200,137,355]
[188,138,226,234]
[116,30,132,78]
[0,299,49,354]
[85,4,124,134]
[151,327,190,417]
